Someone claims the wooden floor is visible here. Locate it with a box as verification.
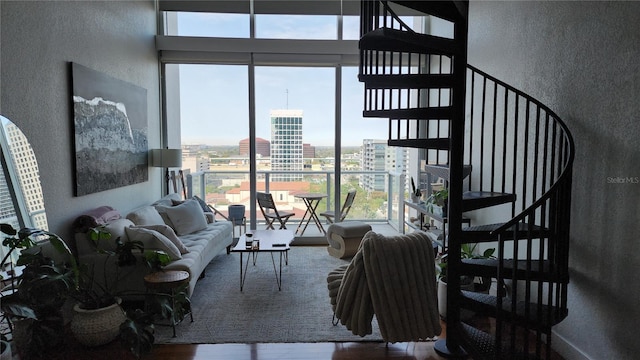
[150,319,566,360]
[29,318,564,359]
[151,322,450,360]
[152,341,447,360]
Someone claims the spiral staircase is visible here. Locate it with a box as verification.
[358,1,574,359]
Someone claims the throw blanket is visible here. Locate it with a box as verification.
[72,206,122,233]
[327,231,441,343]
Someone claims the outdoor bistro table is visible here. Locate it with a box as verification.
[294,192,327,235]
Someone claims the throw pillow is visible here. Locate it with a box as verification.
[131,224,189,254]
[191,195,211,214]
[159,199,208,236]
[154,205,176,229]
[125,226,182,261]
[172,196,216,223]
[151,193,182,208]
[126,206,165,226]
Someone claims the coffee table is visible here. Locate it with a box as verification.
[231,229,294,291]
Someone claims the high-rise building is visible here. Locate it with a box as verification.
[4,122,48,229]
[303,143,315,159]
[360,139,408,192]
[239,137,270,157]
[270,110,303,182]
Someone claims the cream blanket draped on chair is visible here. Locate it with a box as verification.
[327,231,441,343]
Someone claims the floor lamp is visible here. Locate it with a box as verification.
[151,148,182,195]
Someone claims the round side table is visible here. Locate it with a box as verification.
[143,270,193,337]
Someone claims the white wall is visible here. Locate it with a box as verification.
[468,2,640,359]
[0,1,162,243]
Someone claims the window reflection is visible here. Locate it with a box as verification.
[0,115,48,268]
[0,116,47,230]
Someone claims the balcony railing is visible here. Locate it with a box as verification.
[185,170,408,233]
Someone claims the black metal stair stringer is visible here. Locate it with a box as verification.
[358,1,575,359]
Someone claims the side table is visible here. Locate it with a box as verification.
[143,270,193,337]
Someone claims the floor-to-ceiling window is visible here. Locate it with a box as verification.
[158,0,424,231]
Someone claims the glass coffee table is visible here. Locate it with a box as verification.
[231,229,293,291]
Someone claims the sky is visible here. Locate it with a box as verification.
[174,11,389,147]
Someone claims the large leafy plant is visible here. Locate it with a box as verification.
[0,223,175,359]
[0,225,75,357]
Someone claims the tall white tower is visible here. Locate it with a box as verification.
[270,109,303,182]
[5,122,48,229]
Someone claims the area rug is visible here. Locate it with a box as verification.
[154,246,384,344]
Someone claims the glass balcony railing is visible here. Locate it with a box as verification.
[185,170,407,234]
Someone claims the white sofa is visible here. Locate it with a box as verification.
[73,193,233,298]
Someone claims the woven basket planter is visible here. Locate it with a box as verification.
[71,298,127,347]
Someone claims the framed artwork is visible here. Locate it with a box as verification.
[71,63,148,196]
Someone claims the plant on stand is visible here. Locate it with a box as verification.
[426,188,448,216]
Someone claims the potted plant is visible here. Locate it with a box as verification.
[435,242,496,319]
[426,188,448,216]
[0,225,75,358]
[0,223,174,359]
[68,225,172,357]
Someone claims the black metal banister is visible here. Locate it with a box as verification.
[359,2,573,357]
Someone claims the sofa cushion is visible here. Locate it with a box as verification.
[151,193,182,207]
[171,196,215,223]
[125,226,182,260]
[131,224,189,254]
[126,206,165,226]
[156,199,208,236]
[192,195,212,214]
[76,218,134,255]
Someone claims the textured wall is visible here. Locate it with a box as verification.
[468,1,640,359]
[0,1,161,243]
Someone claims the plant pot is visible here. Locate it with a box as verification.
[437,278,475,320]
[437,279,447,319]
[0,340,11,360]
[71,297,127,347]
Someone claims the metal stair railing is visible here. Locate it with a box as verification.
[359,1,574,358]
[463,65,574,358]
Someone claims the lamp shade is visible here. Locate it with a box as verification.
[151,148,182,168]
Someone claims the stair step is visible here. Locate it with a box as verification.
[460,258,568,283]
[462,191,515,212]
[458,322,539,360]
[388,138,450,150]
[422,164,472,180]
[360,28,460,55]
[363,106,453,119]
[392,0,468,22]
[460,291,569,331]
[458,322,496,360]
[359,73,455,89]
[461,222,550,243]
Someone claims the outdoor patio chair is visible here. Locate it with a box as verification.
[320,190,356,224]
[256,192,295,230]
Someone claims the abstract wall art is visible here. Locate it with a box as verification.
[71,63,148,196]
